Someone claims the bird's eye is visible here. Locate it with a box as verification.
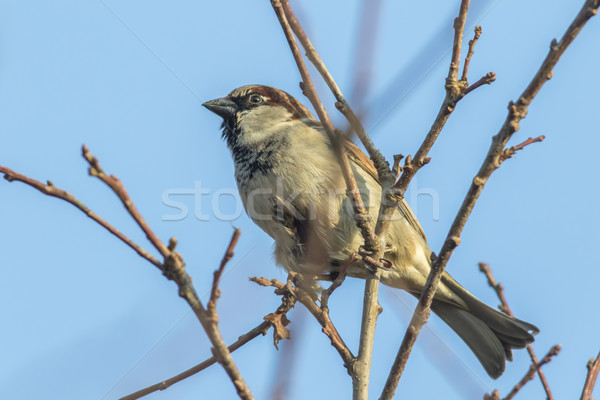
[249,94,263,104]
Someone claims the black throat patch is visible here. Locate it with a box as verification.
[225,124,289,183]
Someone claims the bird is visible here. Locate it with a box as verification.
[203,84,539,379]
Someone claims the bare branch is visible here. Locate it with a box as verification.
[499,135,546,163]
[82,145,170,258]
[164,235,253,399]
[449,0,471,83]
[461,26,482,82]
[280,0,391,182]
[208,229,242,314]
[251,275,356,372]
[120,323,270,400]
[479,262,554,399]
[2,149,254,399]
[321,253,356,311]
[460,71,497,98]
[501,345,561,400]
[379,1,472,395]
[82,147,254,398]
[0,161,163,270]
[381,0,599,397]
[580,351,600,400]
[271,3,383,397]
[270,0,378,250]
[479,261,525,316]
[377,0,491,242]
[277,1,492,396]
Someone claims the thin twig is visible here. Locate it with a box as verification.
[580,351,600,400]
[278,4,401,397]
[478,263,511,313]
[82,145,170,258]
[121,287,297,400]
[462,26,482,82]
[83,147,253,398]
[270,0,377,249]
[2,150,255,399]
[271,3,382,397]
[449,0,471,83]
[379,1,472,396]
[479,262,554,399]
[499,135,546,162]
[208,229,242,314]
[377,0,490,243]
[460,71,496,98]
[501,345,561,400]
[321,253,356,311]
[251,275,356,372]
[0,163,163,269]
[380,0,599,397]
[280,0,391,182]
[120,322,271,400]
[156,235,255,399]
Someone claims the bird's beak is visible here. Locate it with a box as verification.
[202,97,237,119]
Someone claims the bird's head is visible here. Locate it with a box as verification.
[203,85,315,149]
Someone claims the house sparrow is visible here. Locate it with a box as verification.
[203,84,538,379]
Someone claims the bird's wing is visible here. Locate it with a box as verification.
[343,139,427,241]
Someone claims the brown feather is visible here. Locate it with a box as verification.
[343,140,427,241]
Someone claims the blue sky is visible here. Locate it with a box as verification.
[1,0,599,399]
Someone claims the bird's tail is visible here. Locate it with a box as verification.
[430,274,539,379]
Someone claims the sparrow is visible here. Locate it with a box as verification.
[203,84,538,379]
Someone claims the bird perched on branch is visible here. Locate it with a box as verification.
[203,84,538,379]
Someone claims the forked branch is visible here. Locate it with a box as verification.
[1,148,255,400]
[381,0,599,398]
[377,12,494,249]
[0,162,162,269]
[251,274,356,371]
[501,345,561,400]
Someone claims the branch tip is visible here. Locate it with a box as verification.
[461,24,483,81]
[501,345,561,400]
[500,135,545,162]
[580,350,600,400]
[460,72,496,98]
[210,229,243,308]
